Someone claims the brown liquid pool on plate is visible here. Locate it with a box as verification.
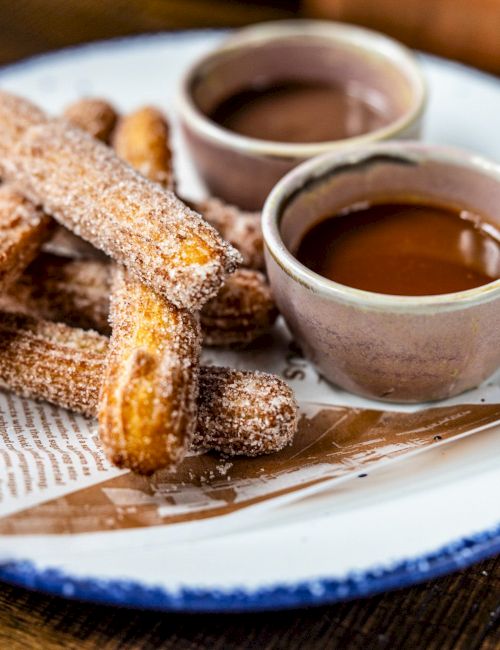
[209,81,387,143]
[295,201,500,296]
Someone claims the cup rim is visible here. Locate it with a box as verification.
[177,20,428,159]
[262,141,500,312]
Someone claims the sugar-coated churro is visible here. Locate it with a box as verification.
[0,94,240,310]
[3,255,277,345]
[0,252,111,332]
[195,366,298,456]
[63,98,118,143]
[0,311,297,458]
[0,184,54,291]
[0,311,106,417]
[99,268,202,474]
[113,106,175,190]
[202,268,277,346]
[0,91,47,158]
[192,197,265,271]
[111,105,264,271]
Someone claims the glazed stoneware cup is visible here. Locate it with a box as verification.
[178,20,427,210]
[262,142,500,403]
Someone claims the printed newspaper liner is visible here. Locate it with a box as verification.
[0,396,499,535]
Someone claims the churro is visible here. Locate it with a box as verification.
[0,252,111,332]
[111,104,264,270]
[63,98,118,143]
[195,366,297,456]
[0,184,54,291]
[202,268,277,346]
[99,268,202,474]
[3,255,277,345]
[193,197,265,271]
[0,91,47,157]
[0,311,106,417]
[0,311,297,457]
[0,93,240,310]
[113,106,175,190]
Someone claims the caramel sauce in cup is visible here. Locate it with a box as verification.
[296,202,500,296]
[209,80,389,144]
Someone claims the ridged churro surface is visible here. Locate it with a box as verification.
[113,106,175,190]
[111,104,263,272]
[0,311,297,458]
[0,311,106,417]
[99,268,202,474]
[0,91,47,159]
[4,256,277,346]
[0,252,111,332]
[2,110,240,309]
[195,366,298,456]
[202,268,277,346]
[0,184,54,290]
[63,98,118,143]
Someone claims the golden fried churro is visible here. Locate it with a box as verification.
[99,268,202,474]
[111,105,264,271]
[0,311,297,457]
[0,96,240,310]
[0,311,106,417]
[195,366,298,456]
[113,106,175,190]
[0,184,54,290]
[202,269,277,346]
[4,256,277,345]
[193,197,264,271]
[63,98,118,143]
[0,91,47,157]
[0,252,111,332]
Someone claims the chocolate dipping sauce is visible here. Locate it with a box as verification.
[296,202,500,296]
[209,81,387,143]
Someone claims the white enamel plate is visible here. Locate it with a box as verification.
[0,31,499,611]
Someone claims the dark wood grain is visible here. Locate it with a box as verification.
[0,2,498,647]
[0,556,498,648]
[0,0,297,66]
[305,0,500,75]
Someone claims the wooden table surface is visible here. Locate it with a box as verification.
[0,2,499,648]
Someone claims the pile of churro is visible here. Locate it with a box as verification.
[0,93,298,474]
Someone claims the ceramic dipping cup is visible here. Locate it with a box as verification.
[262,142,500,403]
[178,20,427,210]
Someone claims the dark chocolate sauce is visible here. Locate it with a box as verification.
[295,202,500,296]
[209,81,387,143]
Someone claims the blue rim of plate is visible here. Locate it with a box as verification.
[0,32,498,612]
[0,521,498,612]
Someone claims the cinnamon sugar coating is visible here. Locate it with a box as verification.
[0,311,297,458]
[193,197,265,271]
[0,91,47,159]
[113,106,175,190]
[4,255,277,346]
[0,311,106,417]
[202,268,277,346]
[0,252,111,332]
[0,101,240,309]
[195,366,298,456]
[63,98,118,143]
[0,184,54,291]
[99,268,202,474]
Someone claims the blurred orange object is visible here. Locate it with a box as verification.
[304,0,500,73]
